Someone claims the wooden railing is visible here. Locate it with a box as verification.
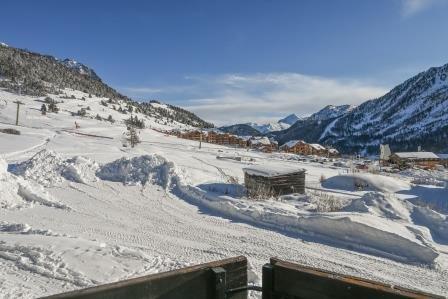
[262,258,442,299]
[41,256,442,299]
[41,256,247,299]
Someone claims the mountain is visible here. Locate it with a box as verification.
[247,113,300,134]
[278,113,300,125]
[0,43,213,128]
[276,64,448,154]
[308,104,355,121]
[60,59,101,81]
[218,123,262,136]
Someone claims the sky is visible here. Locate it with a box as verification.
[1,0,448,125]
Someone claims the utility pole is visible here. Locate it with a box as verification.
[13,79,24,126]
[199,125,203,149]
[13,100,25,126]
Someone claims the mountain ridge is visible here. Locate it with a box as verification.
[0,43,213,128]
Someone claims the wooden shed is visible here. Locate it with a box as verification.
[243,165,306,198]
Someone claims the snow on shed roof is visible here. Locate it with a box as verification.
[243,164,306,177]
[394,152,440,159]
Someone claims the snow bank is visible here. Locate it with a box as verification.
[323,173,411,193]
[177,185,438,265]
[0,156,67,209]
[97,155,175,188]
[412,207,448,242]
[10,149,99,186]
[0,222,61,237]
[344,192,410,220]
[94,154,439,265]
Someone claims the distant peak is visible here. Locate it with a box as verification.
[278,113,300,125]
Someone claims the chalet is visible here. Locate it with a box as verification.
[216,133,231,145]
[436,154,448,167]
[206,131,218,143]
[243,165,306,198]
[249,137,275,152]
[389,152,440,169]
[327,148,340,157]
[180,130,204,141]
[309,143,327,155]
[279,140,311,155]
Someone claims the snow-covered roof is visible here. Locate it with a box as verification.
[309,143,326,150]
[281,139,306,148]
[394,152,439,160]
[328,148,339,154]
[243,164,305,177]
[250,137,271,145]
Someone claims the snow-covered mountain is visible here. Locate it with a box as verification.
[246,113,300,133]
[60,58,101,81]
[277,63,448,154]
[278,113,300,125]
[0,44,213,129]
[308,104,355,121]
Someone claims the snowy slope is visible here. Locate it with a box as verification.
[321,65,448,153]
[0,87,448,297]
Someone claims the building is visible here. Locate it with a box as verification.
[280,140,334,156]
[243,165,306,198]
[436,154,448,167]
[309,144,327,155]
[249,137,275,152]
[389,152,440,169]
[327,148,340,157]
[279,140,312,155]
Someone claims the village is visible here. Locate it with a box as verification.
[163,128,448,172]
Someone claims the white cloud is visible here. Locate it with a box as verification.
[400,0,438,17]
[175,73,388,126]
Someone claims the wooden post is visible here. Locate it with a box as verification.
[212,267,226,299]
[13,101,24,126]
[262,263,274,299]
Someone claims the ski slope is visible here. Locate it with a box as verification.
[0,89,448,298]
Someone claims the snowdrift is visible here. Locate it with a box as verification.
[180,186,438,265]
[0,157,67,209]
[94,154,440,265]
[10,149,99,186]
[322,173,411,193]
[96,154,176,188]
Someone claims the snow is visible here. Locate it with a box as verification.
[243,164,305,177]
[97,155,175,187]
[322,173,412,193]
[1,88,448,297]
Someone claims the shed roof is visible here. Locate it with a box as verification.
[394,152,440,160]
[243,164,306,177]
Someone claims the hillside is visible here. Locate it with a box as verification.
[0,44,213,129]
[276,64,448,154]
[218,123,262,136]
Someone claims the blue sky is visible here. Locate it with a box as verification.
[1,0,448,125]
